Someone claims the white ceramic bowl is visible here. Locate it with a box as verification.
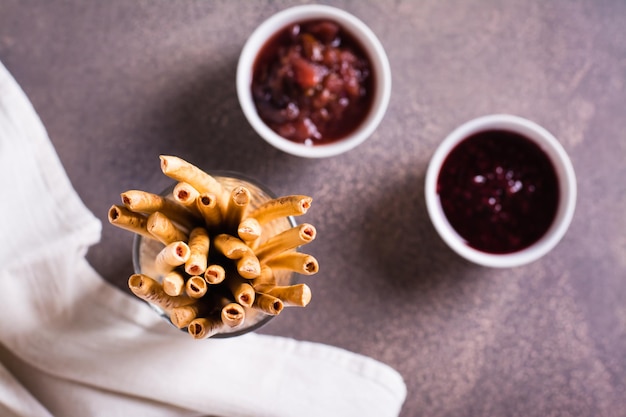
[425,114,577,268]
[236,4,391,158]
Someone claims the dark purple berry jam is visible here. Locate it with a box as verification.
[251,19,374,146]
[437,130,559,254]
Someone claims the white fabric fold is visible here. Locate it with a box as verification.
[0,60,407,417]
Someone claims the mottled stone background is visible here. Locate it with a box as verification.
[1,1,625,416]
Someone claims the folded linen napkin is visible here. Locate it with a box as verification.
[0,60,407,417]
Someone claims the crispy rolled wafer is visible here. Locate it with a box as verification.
[213,234,250,259]
[112,155,320,339]
[187,316,224,340]
[108,205,153,240]
[250,265,276,291]
[221,302,245,328]
[204,264,226,284]
[147,211,187,245]
[226,275,255,307]
[154,241,190,274]
[252,292,284,316]
[159,155,229,211]
[162,271,186,296]
[170,304,200,329]
[196,193,222,228]
[237,217,262,245]
[185,227,210,276]
[236,252,261,279]
[160,155,223,197]
[246,195,312,225]
[185,275,208,299]
[172,182,202,217]
[225,186,251,231]
[263,284,312,307]
[121,189,196,229]
[254,223,316,261]
[263,251,319,275]
[128,274,194,312]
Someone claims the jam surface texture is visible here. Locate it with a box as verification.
[437,130,559,254]
[251,19,374,145]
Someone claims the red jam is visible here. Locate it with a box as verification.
[251,19,374,145]
[437,130,559,254]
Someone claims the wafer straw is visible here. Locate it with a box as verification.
[254,223,316,261]
[226,275,255,307]
[121,189,196,228]
[263,284,312,307]
[187,316,224,340]
[250,265,276,291]
[196,193,222,228]
[204,264,226,284]
[159,155,229,212]
[246,195,312,225]
[160,155,224,198]
[162,271,186,296]
[252,292,283,316]
[108,205,153,240]
[185,276,208,299]
[236,252,261,279]
[172,182,201,217]
[263,251,319,275]
[170,304,200,329]
[154,241,190,274]
[225,186,250,231]
[221,302,245,328]
[128,274,194,312]
[147,212,187,245]
[185,227,210,276]
[237,217,262,245]
[213,234,250,259]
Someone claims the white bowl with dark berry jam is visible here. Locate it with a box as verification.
[425,114,577,268]
[237,4,391,158]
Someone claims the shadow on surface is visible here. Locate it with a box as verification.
[144,54,310,179]
[356,167,479,299]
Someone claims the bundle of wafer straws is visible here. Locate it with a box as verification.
[108,155,318,339]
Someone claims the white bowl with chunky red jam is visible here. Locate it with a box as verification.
[237,4,391,158]
[425,114,577,268]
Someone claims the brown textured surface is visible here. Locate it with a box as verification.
[1,1,625,416]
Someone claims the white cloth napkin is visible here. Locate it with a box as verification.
[0,60,406,417]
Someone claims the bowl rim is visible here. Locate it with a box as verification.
[236,4,392,158]
[424,114,577,268]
